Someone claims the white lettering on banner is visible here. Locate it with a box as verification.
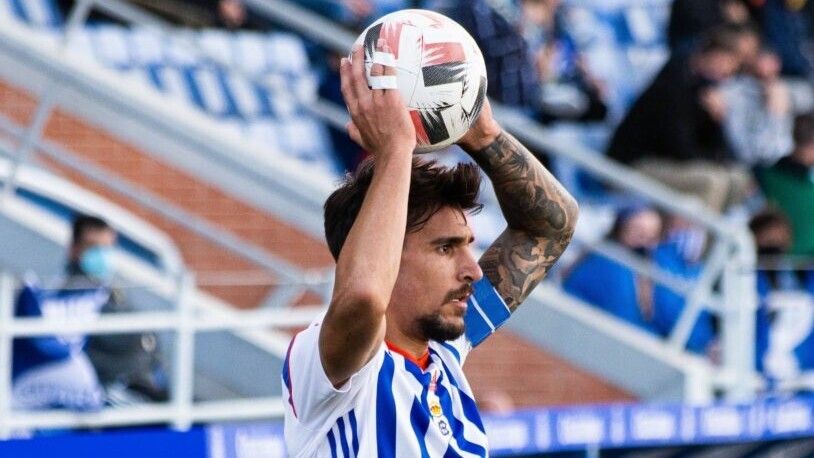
[40,290,110,349]
[700,407,743,437]
[534,413,551,448]
[610,408,625,444]
[772,402,812,434]
[235,431,285,458]
[680,406,696,441]
[483,419,530,450]
[556,413,605,445]
[631,409,677,440]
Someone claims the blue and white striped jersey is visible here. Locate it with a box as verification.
[282,277,511,457]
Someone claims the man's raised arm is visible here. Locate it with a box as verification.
[459,102,579,311]
[319,42,415,387]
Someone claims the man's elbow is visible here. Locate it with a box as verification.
[562,195,579,238]
[330,285,390,319]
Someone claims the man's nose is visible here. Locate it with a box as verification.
[460,250,483,284]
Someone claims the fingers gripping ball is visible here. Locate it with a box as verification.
[351,9,488,153]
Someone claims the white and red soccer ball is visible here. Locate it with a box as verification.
[353,10,488,153]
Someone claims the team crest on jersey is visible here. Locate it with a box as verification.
[429,399,443,417]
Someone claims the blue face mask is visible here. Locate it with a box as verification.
[79,246,114,281]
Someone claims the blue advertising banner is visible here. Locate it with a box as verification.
[2,396,814,457]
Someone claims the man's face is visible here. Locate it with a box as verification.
[697,51,740,82]
[388,206,484,342]
[794,143,814,167]
[618,210,663,250]
[72,228,116,262]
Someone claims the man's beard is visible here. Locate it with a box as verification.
[416,311,465,342]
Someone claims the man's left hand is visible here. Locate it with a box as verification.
[457,98,502,152]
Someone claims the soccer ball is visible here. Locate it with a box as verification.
[353,10,488,153]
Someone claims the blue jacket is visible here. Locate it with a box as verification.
[564,247,715,354]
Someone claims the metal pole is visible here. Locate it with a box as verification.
[171,271,195,431]
[0,272,16,439]
[668,239,731,350]
[61,0,94,47]
[721,229,758,401]
[0,91,56,203]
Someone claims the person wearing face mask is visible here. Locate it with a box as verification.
[64,216,171,406]
[10,215,117,412]
[757,113,814,256]
[563,205,715,354]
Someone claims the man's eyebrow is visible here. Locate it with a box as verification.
[430,235,475,246]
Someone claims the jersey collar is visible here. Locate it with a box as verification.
[385,340,431,371]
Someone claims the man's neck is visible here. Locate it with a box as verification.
[385,322,430,362]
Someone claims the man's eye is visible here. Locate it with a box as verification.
[439,245,451,254]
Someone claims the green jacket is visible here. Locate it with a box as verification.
[757,157,814,255]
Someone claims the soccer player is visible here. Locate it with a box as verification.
[282,41,578,457]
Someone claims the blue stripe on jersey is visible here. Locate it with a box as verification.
[464,303,493,348]
[465,277,511,347]
[410,398,431,458]
[432,350,485,433]
[473,277,511,326]
[327,428,338,458]
[337,416,351,458]
[436,379,487,456]
[376,353,397,458]
[439,341,461,363]
[349,409,359,456]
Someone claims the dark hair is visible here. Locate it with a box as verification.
[696,23,755,56]
[794,113,814,147]
[324,156,483,261]
[749,208,790,236]
[72,214,111,246]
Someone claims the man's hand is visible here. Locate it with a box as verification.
[461,100,578,311]
[458,98,502,153]
[340,41,416,157]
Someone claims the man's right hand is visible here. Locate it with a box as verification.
[340,40,416,158]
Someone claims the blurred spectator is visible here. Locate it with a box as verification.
[63,217,170,404]
[436,0,541,109]
[520,0,608,124]
[607,26,755,213]
[209,0,272,31]
[564,205,715,354]
[668,0,754,55]
[723,48,794,166]
[756,113,814,255]
[298,0,409,30]
[10,216,119,411]
[750,0,812,77]
[750,210,814,380]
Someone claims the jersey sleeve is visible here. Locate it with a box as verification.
[281,318,383,428]
[444,276,512,365]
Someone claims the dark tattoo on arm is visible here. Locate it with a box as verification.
[469,132,578,311]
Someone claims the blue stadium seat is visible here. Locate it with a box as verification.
[88,24,133,70]
[129,26,166,67]
[7,0,62,29]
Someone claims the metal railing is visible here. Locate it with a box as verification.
[0,270,323,437]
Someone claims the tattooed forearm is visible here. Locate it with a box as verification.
[467,132,578,310]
